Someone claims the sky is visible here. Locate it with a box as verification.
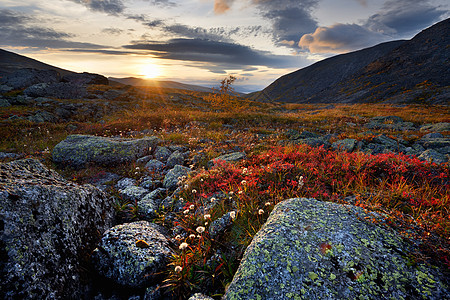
[0,0,448,92]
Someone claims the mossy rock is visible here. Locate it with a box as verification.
[224,198,449,300]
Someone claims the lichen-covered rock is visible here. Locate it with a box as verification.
[420,122,450,132]
[153,146,172,163]
[166,150,185,169]
[91,221,173,288]
[26,110,58,123]
[224,198,449,300]
[209,211,234,240]
[418,149,448,164]
[163,165,190,191]
[116,177,137,190]
[61,72,109,85]
[0,159,114,299]
[188,293,214,300]
[332,138,358,152]
[145,159,165,173]
[0,97,11,107]
[208,152,246,168]
[0,68,60,89]
[118,186,149,202]
[52,134,160,168]
[23,82,88,99]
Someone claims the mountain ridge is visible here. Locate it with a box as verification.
[251,18,450,104]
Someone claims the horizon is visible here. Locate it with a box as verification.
[1,0,449,92]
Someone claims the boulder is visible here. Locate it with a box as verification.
[153,146,172,163]
[62,72,109,85]
[420,123,450,132]
[26,110,58,123]
[418,149,448,164]
[0,97,11,107]
[0,159,114,299]
[166,150,185,169]
[208,152,246,168]
[188,293,214,300]
[0,68,60,89]
[224,198,449,300]
[52,135,160,169]
[145,159,165,173]
[23,82,88,99]
[332,138,358,152]
[365,116,417,131]
[116,177,137,190]
[91,221,173,288]
[163,165,191,191]
[118,186,149,202]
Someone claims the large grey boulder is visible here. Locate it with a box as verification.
[62,72,108,85]
[224,198,449,300]
[23,82,88,99]
[208,152,246,168]
[0,159,114,299]
[91,221,173,288]
[52,134,160,168]
[163,165,190,191]
[0,68,60,89]
[420,122,450,132]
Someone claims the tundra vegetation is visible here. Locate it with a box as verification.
[0,78,449,298]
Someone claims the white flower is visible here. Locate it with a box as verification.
[174,266,182,273]
[204,214,211,219]
[189,204,195,210]
[265,202,271,206]
[204,222,208,226]
[196,226,205,234]
[192,189,197,194]
[175,235,181,240]
[229,191,234,195]
[241,180,247,185]
[238,191,243,195]
[179,197,184,201]
[183,209,190,214]
[258,209,264,215]
[298,176,304,188]
[179,242,188,250]
[229,211,236,220]
[189,234,196,239]
[242,168,248,174]
[184,184,189,189]
[210,197,216,203]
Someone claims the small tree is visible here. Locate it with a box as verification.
[206,75,237,108]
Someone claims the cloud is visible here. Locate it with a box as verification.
[0,9,106,50]
[123,38,309,72]
[147,0,177,8]
[298,23,386,53]
[355,0,367,6]
[102,27,124,35]
[365,0,447,36]
[68,0,125,15]
[252,0,319,46]
[214,0,235,14]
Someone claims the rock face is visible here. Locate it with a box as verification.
[0,159,114,299]
[224,198,449,300]
[0,68,60,89]
[62,72,108,85]
[91,221,173,288]
[52,135,160,168]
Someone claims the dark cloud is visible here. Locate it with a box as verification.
[365,0,447,36]
[0,9,106,50]
[298,0,447,54]
[299,23,385,53]
[69,0,125,15]
[123,38,308,72]
[102,27,124,35]
[251,0,319,46]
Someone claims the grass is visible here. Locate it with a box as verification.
[1,83,449,298]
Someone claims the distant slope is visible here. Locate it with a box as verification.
[0,49,74,77]
[109,77,215,93]
[252,18,450,104]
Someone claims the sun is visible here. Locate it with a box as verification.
[141,63,162,79]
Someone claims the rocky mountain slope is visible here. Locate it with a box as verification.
[251,18,450,104]
[109,77,215,93]
[0,49,74,77]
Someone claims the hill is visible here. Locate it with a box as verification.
[109,77,215,93]
[251,18,450,104]
[0,49,74,77]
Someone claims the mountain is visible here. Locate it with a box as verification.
[109,77,215,93]
[0,49,74,77]
[251,18,450,104]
